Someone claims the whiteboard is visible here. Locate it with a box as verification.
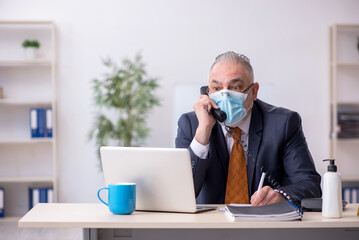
[172,83,203,146]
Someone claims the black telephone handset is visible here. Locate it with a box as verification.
[200,86,227,122]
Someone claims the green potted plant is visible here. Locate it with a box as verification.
[89,53,161,167]
[22,39,41,60]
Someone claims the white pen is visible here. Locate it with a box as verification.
[257,172,266,194]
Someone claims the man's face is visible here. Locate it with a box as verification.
[208,61,259,110]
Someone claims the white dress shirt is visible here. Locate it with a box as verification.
[190,112,252,160]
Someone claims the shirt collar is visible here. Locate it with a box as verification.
[220,112,252,136]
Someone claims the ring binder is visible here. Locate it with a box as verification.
[0,188,4,218]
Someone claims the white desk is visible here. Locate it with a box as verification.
[19,203,359,240]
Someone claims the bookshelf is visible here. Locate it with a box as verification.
[0,21,57,222]
[329,25,359,190]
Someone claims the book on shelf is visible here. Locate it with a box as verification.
[29,187,54,209]
[46,108,52,137]
[29,108,53,138]
[339,124,359,131]
[37,108,46,137]
[337,132,359,138]
[225,200,302,221]
[0,188,4,218]
[338,113,359,122]
[338,105,359,119]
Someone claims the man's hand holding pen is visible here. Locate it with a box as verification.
[250,186,286,206]
[250,172,285,206]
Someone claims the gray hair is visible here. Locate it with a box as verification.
[210,51,254,83]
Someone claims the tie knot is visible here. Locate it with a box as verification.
[228,127,241,141]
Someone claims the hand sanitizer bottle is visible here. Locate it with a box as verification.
[322,159,342,218]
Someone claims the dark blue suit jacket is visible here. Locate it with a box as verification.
[175,99,321,204]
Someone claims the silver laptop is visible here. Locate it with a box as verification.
[100,146,216,213]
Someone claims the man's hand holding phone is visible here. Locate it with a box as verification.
[193,94,218,145]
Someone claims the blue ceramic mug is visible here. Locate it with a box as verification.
[97,183,136,215]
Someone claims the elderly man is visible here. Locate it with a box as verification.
[175,51,321,206]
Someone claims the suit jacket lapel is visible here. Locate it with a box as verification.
[247,101,263,195]
[211,122,229,176]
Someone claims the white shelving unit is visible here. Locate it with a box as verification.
[0,21,57,222]
[0,60,52,66]
[329,24,359,182]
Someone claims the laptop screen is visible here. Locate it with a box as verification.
[100,146,198,213]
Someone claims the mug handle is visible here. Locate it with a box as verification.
[97,187,109,206]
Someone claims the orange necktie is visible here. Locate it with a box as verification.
[225,127,249,204]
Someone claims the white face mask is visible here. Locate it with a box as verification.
[209,89,248,127]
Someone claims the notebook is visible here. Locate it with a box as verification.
[100,146,216,213]
[225,200,302,221]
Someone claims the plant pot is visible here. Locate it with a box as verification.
[24,47,37,60]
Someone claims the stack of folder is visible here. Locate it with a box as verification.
[30,108,53,138]
[29,187,54,210]
[337,104,359,138]
[342,187,359,203]
[225,200,302,221]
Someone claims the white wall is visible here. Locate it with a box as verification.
[1,0,359,203]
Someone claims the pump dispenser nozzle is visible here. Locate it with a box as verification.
[323,159,337,172]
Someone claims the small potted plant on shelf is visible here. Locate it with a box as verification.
[22,39,41,60]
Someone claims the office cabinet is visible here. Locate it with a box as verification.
[0,21,57,223]
[329,24,359,201]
